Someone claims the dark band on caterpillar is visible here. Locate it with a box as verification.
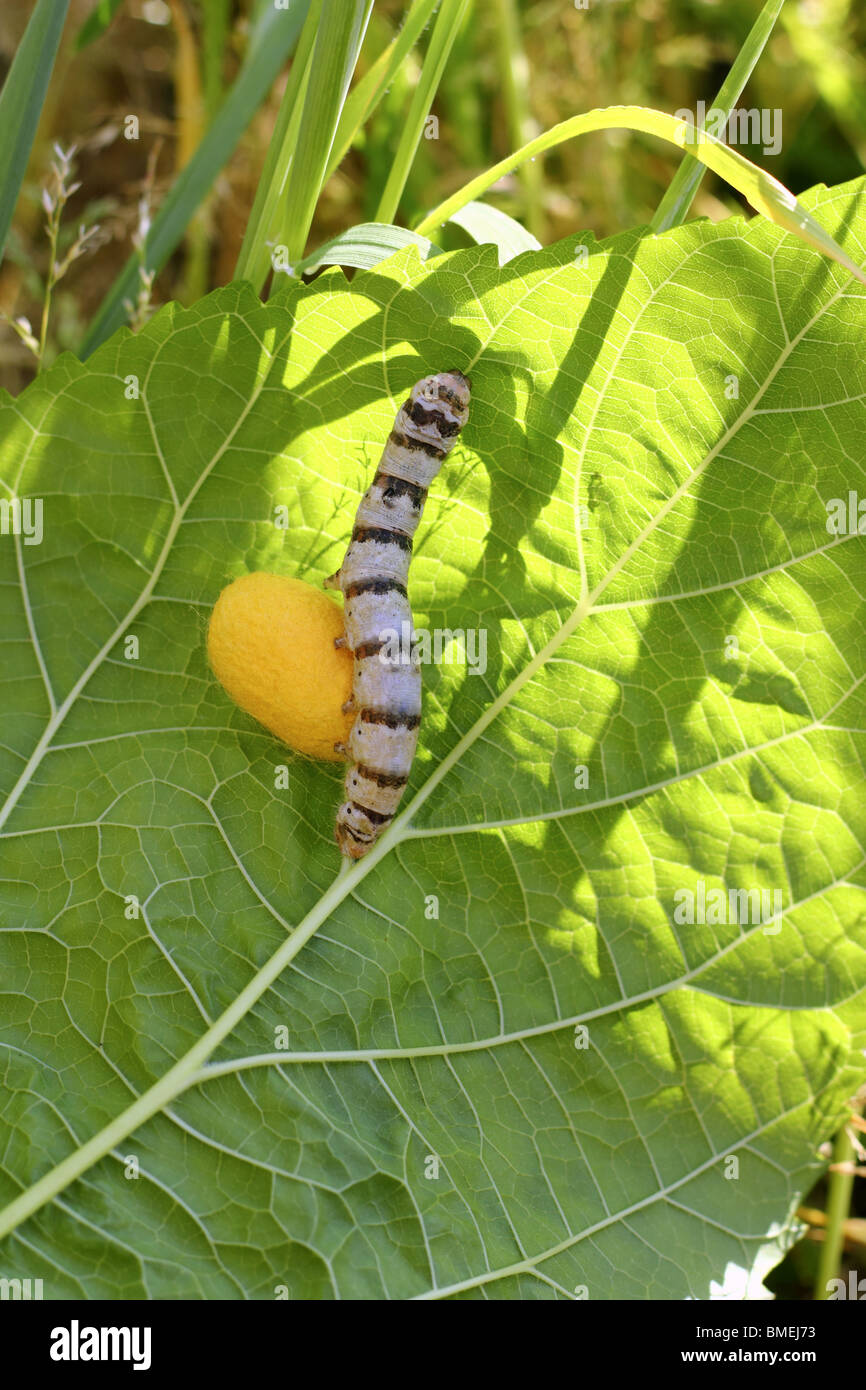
[350,524,413,550]
[348,800,393,825]
[355,764,410,788]
[344,576,409,600]
[358,707,422,729]
[329,369,472,858]
[388,429,446,460]
[354,638,389,660]
[374,472,428,508]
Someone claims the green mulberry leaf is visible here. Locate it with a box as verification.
[0,177,864,1299]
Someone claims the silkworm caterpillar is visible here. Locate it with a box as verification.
[324,369,472,858]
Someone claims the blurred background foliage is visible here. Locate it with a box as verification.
[1,0,865,389]
[0,0,863,1301]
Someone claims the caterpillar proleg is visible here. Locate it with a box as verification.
[325,369,472,858]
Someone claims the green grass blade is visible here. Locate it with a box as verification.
[0,0,70,265]
[415,104,866,285]
[234,0,321,289]
[74,0,124,50]
[80,0,311,356]
[491,0,544,241]
[374,0,472,225]
[202,0,231,119]
[324,0,440,184]
[275,0,373,266]
[437,6,484,170]
[291,222,441,276]
[651,0,787,233]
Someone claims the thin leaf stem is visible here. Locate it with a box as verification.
[490,0,543,240]
[814,1124,856,1299]
[374,0,471,225]
[37,214,59,366]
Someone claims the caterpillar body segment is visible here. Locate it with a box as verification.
[327,370,471,858]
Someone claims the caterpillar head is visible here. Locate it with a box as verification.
[406,369,472,440]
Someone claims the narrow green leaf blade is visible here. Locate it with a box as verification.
[234,0,321,289]
[80,0,311,356]
[374,0,471,225]
[74,0,124,51]
[277,0,373,264]
[324,0,441,184]
[651,0,786,233]
[0,0,70,265]
[202,0,232,118]
[415,104,866,286]
[490,0,544,239]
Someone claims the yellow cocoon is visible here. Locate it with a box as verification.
[207,572,353,761]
